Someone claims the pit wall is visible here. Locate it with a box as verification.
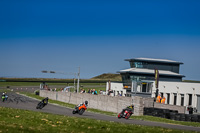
[40,90,185,115]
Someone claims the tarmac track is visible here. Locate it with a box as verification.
[1,92,200,132]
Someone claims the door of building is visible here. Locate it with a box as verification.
[197,95,200,113]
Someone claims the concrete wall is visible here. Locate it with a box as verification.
[40,90,185,115]
[40,90,133,114]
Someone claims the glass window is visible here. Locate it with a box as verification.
[188,94,192,106]
[174,93,177,105]
[167,93,170,104]
[142,83,147,92]
[134,62,143,68]
[135,82,152,93]
[181,94,184,106]
[161,93,163,98]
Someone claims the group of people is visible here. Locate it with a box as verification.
[156,93,166,104]
[80,89,86,93]
[87,89,98,95]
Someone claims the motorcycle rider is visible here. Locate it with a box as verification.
[2,93,5,101]
[36,97,49,109]
[121,104,134,115]
[76,101,88,110]
[42,97,49,105]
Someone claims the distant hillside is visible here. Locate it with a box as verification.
[183,80,200,83]
[91,73,122,81]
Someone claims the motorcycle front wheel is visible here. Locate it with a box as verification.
[118,113,122,119]
[125,113,131,119]
[79,108,85,115]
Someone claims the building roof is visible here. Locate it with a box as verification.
[118,68,185,77]
[125,57,183,64]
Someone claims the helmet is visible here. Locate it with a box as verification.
[2,93,4,95]
[85,101,88,105]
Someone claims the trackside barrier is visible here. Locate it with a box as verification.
[40,90,185,116]
[40,90,139,115]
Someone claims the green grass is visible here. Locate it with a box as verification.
[19,91,200,128]
[0,82,106,87]
[0,107,195,133]
[0,88,11,93]
[0,82,41,87]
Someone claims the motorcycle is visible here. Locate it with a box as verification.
[36,101,47,109]
[118,109,133,119]
[72,103,87,115]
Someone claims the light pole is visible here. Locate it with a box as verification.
[77,67,80,93]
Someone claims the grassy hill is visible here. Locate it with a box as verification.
[91,73,122,81]
[0,73,122,83]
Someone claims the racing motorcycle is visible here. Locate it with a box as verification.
[72,101,88,115]
[118,109,133,119]
[36,97,48,109]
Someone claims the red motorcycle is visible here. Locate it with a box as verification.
[118,109,133,119]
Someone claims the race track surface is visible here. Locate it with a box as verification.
[1,92,200,132]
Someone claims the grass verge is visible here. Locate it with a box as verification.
[0,88,11,93]
[0,82,106,87]
[0,107,195,133]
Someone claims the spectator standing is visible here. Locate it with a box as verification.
[90,89,93,94]
[161,96,166,104]
[156,93,162,103]
[92,89,97,95]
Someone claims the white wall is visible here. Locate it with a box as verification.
[106,82,125,96]
[152,81,200,108]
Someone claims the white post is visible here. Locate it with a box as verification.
[170,93,174,105]
[184,93,188,106]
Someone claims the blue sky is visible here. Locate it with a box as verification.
[0,0,200,80]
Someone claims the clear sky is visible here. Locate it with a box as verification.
[0,0,200,80]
